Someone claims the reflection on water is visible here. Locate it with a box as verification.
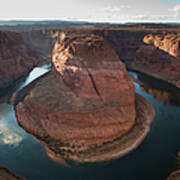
[0,64,51,147]
[46,148,69,168]
[0,64,51,104]
[17,64,51,91]
[0,67,179,180]
[0,120,23,146]
[0,103,25,146]
[129,72,180,106]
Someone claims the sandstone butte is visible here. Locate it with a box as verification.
[131,33,180,88]
[13,32,155,163]
[0,31,46,89]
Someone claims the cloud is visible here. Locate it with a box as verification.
[90,13,176,23]
[0,116,25,147]
[93,5,131,13]
[86,3,180,23]
[171,4,180,12]
[93,10,180,23]
[169,4,180,17]
[128,14,174,21]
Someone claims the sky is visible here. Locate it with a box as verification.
[0,0,180,23]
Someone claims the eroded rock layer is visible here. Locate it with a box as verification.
[19,26,180,88]
[0,31,45,89]
[14,32,139,159]
[41,94,155,163]
[133,33,180,87]
[21,28,149,61]
[143,33,180,57]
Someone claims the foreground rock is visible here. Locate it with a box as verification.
[0,31,46,89]
[0,166,24,180]
[167,152,180,180]
[167,170,180,180]
[128,33,180,88]
[14,32,155,163]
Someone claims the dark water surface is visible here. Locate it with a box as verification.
[0,67,180,180]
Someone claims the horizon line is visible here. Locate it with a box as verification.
[0,18,179,24]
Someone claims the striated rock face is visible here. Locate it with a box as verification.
[0,31,45,89]
[20,27,180,88]
[14,32,155,163]
[21,29,59,57]
[133,33,180,88]
[16,32,135,146]
[21,28,149,61]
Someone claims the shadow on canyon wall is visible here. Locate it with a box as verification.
[135,41,180,81]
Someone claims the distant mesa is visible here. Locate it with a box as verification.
[14,32,155,163]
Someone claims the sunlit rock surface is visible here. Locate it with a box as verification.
[131,33,180,88]
[14,32,155,163]
[143,33,180,57]
[19,25,180,88]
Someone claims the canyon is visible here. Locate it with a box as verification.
[13,32,155,163]
[19,25,180,88]
[0,23,179,179]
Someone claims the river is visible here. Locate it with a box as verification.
[0,65,180,180]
